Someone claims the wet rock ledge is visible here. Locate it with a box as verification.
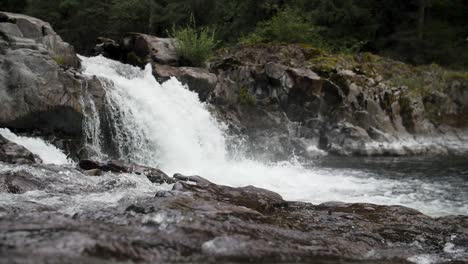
[0,157,467,263]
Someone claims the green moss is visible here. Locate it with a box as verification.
[444,71,468,80]
[239,86,256,106]
[361,52,380,63]
[389,75,426,95]
[424,102,442,123]
[309,56,340,73]
[298,44,325,60]
[53,55,66,66]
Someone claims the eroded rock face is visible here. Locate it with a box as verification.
[0,11,82,133]
[0,12,106,160]
[153,64,217,101]
[0,167,466,263]
[209,45,468,157]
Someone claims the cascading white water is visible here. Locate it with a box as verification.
[80,81,106,160]
[0,128,71,165]
[79,55,467,217]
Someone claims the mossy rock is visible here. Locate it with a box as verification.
[297,44,326,60]
[309,56,340,73]
[360,52,380,63]
[436,112,468,128]
[424,102,442,124]
[53,55,66,66]
[444,71,468,80]
[126,52,148,67]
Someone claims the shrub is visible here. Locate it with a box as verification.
[170,16,218,67]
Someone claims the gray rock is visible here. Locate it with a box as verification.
[119,33,179,66]
[0,134,39,164]
[209,45,468,157]
[153,64,217,101]
[0,12,106,160]
[83,169,103,177]
[0,170,44,193]
[78,159,175,184]
[0,12,79,68]
[1,165,466,263]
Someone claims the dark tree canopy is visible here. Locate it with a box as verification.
[2,0,467,68]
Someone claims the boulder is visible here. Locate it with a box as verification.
[78,160,175,184]
[0,170,44,194]
[92,37,121,61]
[171,174,285,213]
[93,33,181,67]
[122,33,178,66]
[0,12,80,135]
[0,12,79,68]
[153,64,217,101]
[0,134,41,164]
[0,12,106,160]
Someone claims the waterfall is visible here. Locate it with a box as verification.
[79,55,227,173]
[78,55,467,217]
[80,81,106,160]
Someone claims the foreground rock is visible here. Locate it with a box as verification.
[79,159,175,184]
[0,135,41,164]
[0,170,44,194]
[0,163,466,263]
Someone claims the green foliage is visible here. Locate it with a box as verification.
[444,71,468,80]
[240,8,322,46]
[169,17,218,67]
[390,75,426,95]
[52,55,66,66]
[239,87,256,106]
[2,0,466,69]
